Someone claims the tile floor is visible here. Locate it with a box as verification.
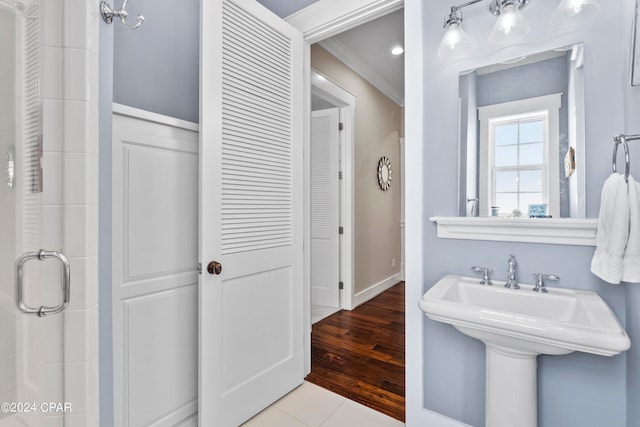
[242,382,405,427]
[311,305,340,324]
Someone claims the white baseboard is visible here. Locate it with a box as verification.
[350,273,402,309]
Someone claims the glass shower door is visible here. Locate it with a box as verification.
[0,0,67,426]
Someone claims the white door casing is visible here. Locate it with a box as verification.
[311,108,340,308]
[310,70,356,310]
[199,1,304,426]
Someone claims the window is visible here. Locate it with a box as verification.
[478,94,562,217]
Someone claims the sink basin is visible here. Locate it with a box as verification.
[419,274,630,356]
[419,274,630,427]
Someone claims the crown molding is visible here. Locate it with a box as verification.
[286,0,403,44]
[319,38,404,106]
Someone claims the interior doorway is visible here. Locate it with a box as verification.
[308,7,404,314]
[310,70,356,318]
[305,4,406,421]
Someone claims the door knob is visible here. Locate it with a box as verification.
[207,261,222,275]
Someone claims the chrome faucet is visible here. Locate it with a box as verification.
[532,273,559,293]
[505,254,520,289]
[471,266,493,285]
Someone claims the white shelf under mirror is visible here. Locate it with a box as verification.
[430,217,598,246]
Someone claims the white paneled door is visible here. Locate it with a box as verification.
[311,109,340,308]
[199,1,304,426]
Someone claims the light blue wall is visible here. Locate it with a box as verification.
[111,1,319,121]
[113,0,200,123]
[421,1,635,426]
[625,37,640,426]
[626,285,640,424]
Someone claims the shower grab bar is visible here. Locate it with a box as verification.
[613,134,640,182]
[16,250,70,317]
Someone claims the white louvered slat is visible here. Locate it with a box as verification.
[311,115,332,227]
[221,0,293,255]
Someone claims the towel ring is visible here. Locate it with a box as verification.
[613,135,631,182]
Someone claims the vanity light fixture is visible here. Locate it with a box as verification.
[489,0,531,44]
[439,0,601,57]
[551,0,601,26]
[391,46,404,55]
[437,3,476,58]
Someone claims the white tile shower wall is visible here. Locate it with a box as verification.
[57,0,99,425]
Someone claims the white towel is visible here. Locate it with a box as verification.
[623,175,640,283]
[591,173,630,284]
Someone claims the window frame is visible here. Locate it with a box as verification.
[478,93,562,217]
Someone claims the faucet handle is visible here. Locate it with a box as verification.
[532,273,559,293]
[471,266,493,286]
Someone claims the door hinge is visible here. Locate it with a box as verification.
[339,122,344,131]
[339,281,344,290]
[338,171,343,180]
[338,226,344,235]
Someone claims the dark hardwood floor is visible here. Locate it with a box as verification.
[305,282,405,422]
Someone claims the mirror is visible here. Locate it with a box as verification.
[458,43,585,219]
[378,156,392,191]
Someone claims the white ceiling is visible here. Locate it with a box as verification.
[318,8,404,105]
[257,1,405,106]
[256,0,320,18]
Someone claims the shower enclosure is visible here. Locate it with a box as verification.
[0,0,68,425]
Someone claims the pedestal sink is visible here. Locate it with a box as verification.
[419,275,630,427]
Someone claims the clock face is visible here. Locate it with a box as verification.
[377,156,392,191]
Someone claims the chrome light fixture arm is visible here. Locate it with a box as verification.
[100,0,145,30]
[444,0,484,27]
[489,0,531,16]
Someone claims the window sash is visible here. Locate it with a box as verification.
[478,93,562,217]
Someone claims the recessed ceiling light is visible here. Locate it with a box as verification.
[391,46,404,55]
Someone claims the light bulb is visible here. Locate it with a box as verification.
[489,2,530,44]
[570,0,584,14]
[438,22,471,58]
[500,4,517,34]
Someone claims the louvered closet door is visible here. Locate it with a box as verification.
[199,1,304,426]
[311,108,340,308]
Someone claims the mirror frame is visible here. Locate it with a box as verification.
[433,43,596,246]
[378,156,392,191]
[458,44,586,220]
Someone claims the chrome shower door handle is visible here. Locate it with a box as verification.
[16,250,71,317]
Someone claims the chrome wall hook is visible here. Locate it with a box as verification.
[100,0,144,30]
